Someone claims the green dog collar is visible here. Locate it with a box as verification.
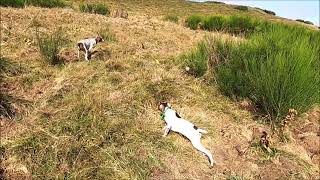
[160,113,165,120]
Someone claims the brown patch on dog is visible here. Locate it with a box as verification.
[95,36,103,43]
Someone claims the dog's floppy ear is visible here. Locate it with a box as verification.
[96,36,104,42]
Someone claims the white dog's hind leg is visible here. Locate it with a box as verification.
[197,129,208,134]
[191,139,215,166]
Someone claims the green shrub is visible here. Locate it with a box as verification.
[36,29,66,65]
[163,15,179,23]
[296,19,314,25]
[234,5,248,11]
[185,15,202,30]
[263,9,276,16]
[79,3,110,15]
[180,41,208,77]
[304,21,314,25]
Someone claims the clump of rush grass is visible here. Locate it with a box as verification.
[0,0,67,8]
[185,15,202,30]
[35,28,67,65]
[180,40,208,77]
[163,15,179,23]
[0,57,23,119]
[187,14,267,36]
[215,24,320,119]
[182,19,320,120]
[97,26,116,42]
[79,3,110,15]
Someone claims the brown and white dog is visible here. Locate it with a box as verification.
[77,36,104,61]
[158,102,216,166]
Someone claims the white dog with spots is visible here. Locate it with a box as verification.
[158,102,215,166]
[77,36,104,61]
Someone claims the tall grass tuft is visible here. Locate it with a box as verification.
[215,25,320,118]
[202,16,224,31]
[79,3,110,15]
[97,26,117,42]
[182,17,320,119]
[186,15,269,36]
[185,15,202,30]
[180,41,208,77]
[36,28,66,65]
[163,15,179,23]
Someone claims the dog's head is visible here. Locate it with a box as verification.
[96,36,104,43]
[158,102,171,112]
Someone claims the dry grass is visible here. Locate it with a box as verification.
[0,2,319,179]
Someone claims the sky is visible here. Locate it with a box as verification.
[191,0,320,26]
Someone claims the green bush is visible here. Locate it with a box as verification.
[80,3,110,15]
[185,15,202,30]
[182,18,320,119]
[180,41,208,77]
[36,29,66,65]
[163,15,179,23]
[234,5,248,11]
[263,9,276,16]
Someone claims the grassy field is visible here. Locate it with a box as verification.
[1,0,319,179]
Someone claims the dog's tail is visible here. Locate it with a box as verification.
[197,128,208,134]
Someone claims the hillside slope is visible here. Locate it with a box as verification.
[1,2,319,180]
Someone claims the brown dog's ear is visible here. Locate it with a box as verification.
[96,36,103,43]
[159,102,168,107]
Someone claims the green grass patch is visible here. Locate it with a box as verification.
[185,15,202,30]
[214,25,320,118]
[0,0,66,8]
[0,0,25,7]
[97,26,116,42]
[187,14,269,36]
[182,16,320,119]
[163,15,179,23]
[79,3,110,15]
[180,40,208,77]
